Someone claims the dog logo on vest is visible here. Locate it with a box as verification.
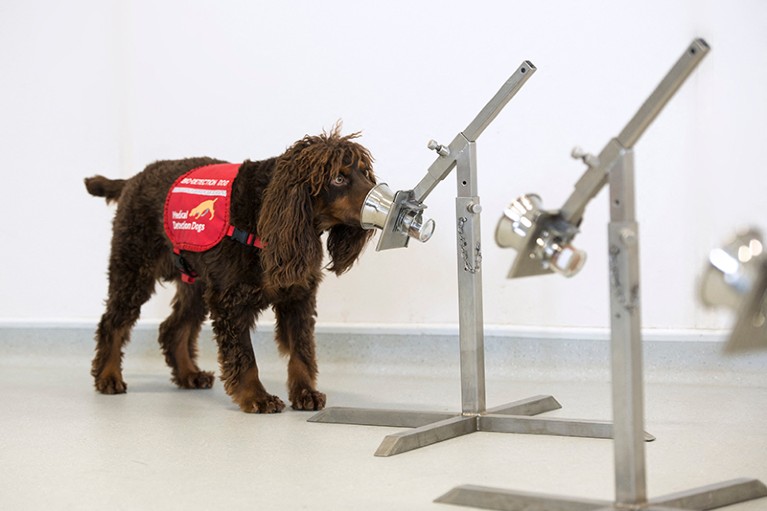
[190,198,218,221]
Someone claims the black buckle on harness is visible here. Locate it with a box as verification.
[227,225,265,248]
[173,251,197,284]
[229,227,250,245]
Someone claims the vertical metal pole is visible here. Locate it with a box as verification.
[455,136,486,415]
[607,148,648,507]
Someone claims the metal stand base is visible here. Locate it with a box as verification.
[309,395,654,457]
[435,478,767,511]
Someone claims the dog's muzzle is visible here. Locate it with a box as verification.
[361,183,435,249]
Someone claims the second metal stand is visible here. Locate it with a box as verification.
[435,39,767,510]
[309,61,650,456]
[434,148,767,511]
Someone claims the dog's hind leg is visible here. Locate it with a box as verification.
[208,285,285,413]
[158,282,214,389]
[92,197,168,394]
[273,294,327,411]
[92,265,156,394]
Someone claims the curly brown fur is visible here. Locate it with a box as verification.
[85,127,376,413]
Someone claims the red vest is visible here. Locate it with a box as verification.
[163,163,263,282]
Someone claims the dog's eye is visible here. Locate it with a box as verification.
[332,175,348,187]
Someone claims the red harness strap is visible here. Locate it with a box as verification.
[163,163,264,283]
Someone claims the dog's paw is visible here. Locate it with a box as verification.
[95,375,127,394]
[175,370,215,390]
[290,389,326,411]
[240,394,286,414]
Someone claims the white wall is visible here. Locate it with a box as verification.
[2,0,765,334]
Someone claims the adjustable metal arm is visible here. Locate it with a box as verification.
[412,61,536,203]
[559,38,710,226]
[500,39,710,280]
[370,60,536,251]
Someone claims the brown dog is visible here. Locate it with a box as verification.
[85,127,376,413]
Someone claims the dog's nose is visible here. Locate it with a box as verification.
[360,183,435,247]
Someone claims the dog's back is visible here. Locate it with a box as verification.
[85,157,227,278]
[85,157,226,237]
[85,157,224,204]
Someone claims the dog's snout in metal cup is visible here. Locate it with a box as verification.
[360,183,435,244]
[360,183,395,231]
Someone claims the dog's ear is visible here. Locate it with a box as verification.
[258,166,323,290]
[326,225,373,276]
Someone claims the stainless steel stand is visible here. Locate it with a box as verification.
[309,61,651,457]
[436,39,767,510]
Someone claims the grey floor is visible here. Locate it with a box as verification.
[1,327,766,510]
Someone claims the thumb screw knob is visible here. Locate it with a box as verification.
[428,139,450,157]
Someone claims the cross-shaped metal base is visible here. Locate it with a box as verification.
[309,395,654,457]
[436,478,767,511]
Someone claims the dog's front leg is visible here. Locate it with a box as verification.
[274,296,326,411]
[209,300,285,413]
[217,327,285,413]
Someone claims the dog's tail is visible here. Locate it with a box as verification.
[84,175,126,204]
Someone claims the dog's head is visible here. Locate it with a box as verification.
[258,124,377,289]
